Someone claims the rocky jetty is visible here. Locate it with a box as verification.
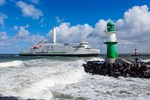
[0,96,18,100]
[83,61,150,78]
[0,95,34,100]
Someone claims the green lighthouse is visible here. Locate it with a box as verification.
[104,21,118,63]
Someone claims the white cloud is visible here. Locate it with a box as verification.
[46,5,150,53]
[0,32,14,53]
[39,18,46,27]
[86,20,109,49]
[55,16,65,24]
[15,25,45,43]
[16,1,43,19]
[27,34,45,44]
[92,19,108,38]
[0,31,8,40]
[47,23,93,43]
[17,26,30,37]
[13,25,19,30]
[24,24,29,28]
[1,5,150,53]
[0,31,45,54]
[14,24,29,31]
[30,0,40,4]
[46,20,109,51]
[0,13,7,27]
[0,0,5,6]
[116,5,150,53]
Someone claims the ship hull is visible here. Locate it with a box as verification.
[19,41,100,57]
[19,53,99,57]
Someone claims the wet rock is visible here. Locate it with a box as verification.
[83,61,150,79]
[0,95,35,100]
[114,72,121,78]
[144,69,150,78]
[0,96,18,100]
[126,73,130,77]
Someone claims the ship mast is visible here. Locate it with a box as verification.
[53,27,57,45]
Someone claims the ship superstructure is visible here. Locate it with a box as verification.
[19,28,100,56]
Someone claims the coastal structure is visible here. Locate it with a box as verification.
[131,49,141,56]
[83,60,150,78]
[19,27,100,56]
[104,21,118,63]
[82,21,150,79]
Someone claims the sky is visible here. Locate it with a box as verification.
[0,0,150,54]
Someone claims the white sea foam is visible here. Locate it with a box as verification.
[141,59,150,62]
[86,57,105,63]
[52,74,150,100]
[21,60,85,99]
[1,58,150,100]
[0,60,23,68]
[19,67,85,99]
[0,59,86,100]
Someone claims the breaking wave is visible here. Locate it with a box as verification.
[141,59,150,63]
[0,59,86,100]
[0,60,24,68]
[1,57,150,100]
[86,57,105,62]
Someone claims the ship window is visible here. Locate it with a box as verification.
[73,46,77,48]
[51,49,54,51]
[64,43,69,46]
[78,46,84,48]
[46,46,49,51]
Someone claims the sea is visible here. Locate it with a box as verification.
[0,54,150,100]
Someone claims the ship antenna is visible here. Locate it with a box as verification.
[53,27,57,45]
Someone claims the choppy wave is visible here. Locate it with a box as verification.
[0,58,150,100]
[52,75,150,100]
[86,57,105,62]
[141,59,150,62]
[0,59,86,99]
[0,60,24,68]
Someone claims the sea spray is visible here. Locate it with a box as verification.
[1,56,150,100]
[86,57,105,62]
[141,59,150,63]
[0,59,86,100]
[0,60,24,68]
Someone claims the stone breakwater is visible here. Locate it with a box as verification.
[0,95,19,100]
[83,61,150,78]
[0,95,33,100]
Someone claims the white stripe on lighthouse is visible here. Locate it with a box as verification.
[106,32,117,42]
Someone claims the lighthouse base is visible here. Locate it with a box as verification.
[105,58,116,63]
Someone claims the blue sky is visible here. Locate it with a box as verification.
[0,0,150,54]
